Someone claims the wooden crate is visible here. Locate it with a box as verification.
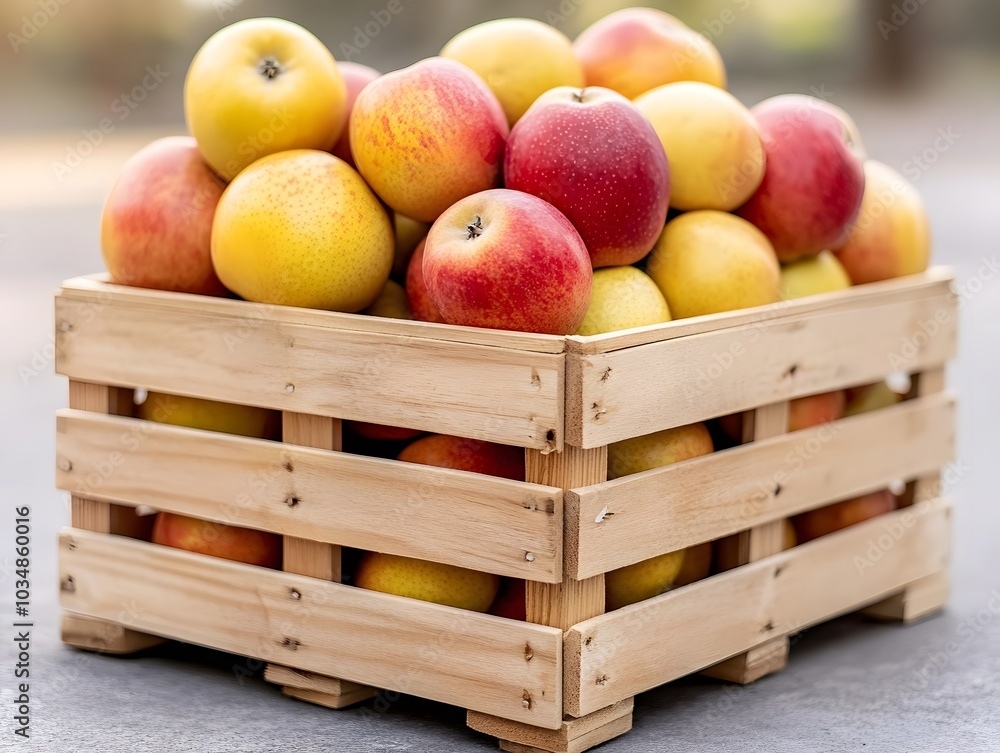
[55,268,957,752]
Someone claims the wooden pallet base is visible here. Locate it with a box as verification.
[702,637,790,685]
[61,613,164,655]
[470,699,633,753]
[265,664,377,709]
[863,571,950,623]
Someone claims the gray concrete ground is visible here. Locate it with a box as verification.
[1,84,999,751]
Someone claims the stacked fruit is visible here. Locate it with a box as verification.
[100,9,929,614]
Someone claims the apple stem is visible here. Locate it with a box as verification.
[572,89,585,103]
[466,215,484,240]
[259,57,281,79]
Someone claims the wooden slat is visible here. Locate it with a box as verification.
[62,274,566,354]
[499,713,632,753]
[55,294,564,450]
[59,529,564,729]
[469,699,632,753]
[565,392,955,579]
[55,410,563,582]
[564,498,952,717]
[60,613,163,655]
[565,268,954,354]
[264,664,372,696]
[566,288,957,448]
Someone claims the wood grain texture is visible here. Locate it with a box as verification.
[565,268,954,354]
[498,713,633,753]
[55,294,564,450]
[862,570,950,623]
[566,393,955,578]
[566,289,958,448]
[59,529,564,728]
[565,498,952,716]
[264,664,374,697]
[55,409,563,581]
[61,613,163,655]
[469,699,632,753]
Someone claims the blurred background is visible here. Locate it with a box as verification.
[2,1,999,749]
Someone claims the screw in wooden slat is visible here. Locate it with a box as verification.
[285,383,295,393]
[521,691,532,709]
[524,552,535,562]
[524,643,534,662]
[61,576,76,593]
[281,637,301,650]
[289,588,301,600]
[285,496,300,508]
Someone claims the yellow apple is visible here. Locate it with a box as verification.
[138,391,280,439]
[634,82,765,211]
[844,381,903,416]
[392,213,430,278]
[212,149,392,311]
[441,18,584,126]
[185,18,347,180]
[606,549,685,610]
[780,250,852,300]
[608,422,714,479]
[364,280,411,319]
[674,542,712,586]
[647,211,781,319]
[576,266,671,336]
[354,552,499,611]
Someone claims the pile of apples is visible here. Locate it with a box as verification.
[101,9,929,614]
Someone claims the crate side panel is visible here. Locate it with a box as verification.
[55,410,562,582]
[55,296,564,450]
[568,392,955,578]
[59,529,563,729]
[568,290,957,447]
[565,498,952,716]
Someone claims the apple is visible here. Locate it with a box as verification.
[354,552,499,612]
[405,239,446,324]
[330,61,380,168]
[634,82,765,211]
[834,160,931,284]
[212,149,392,311]
[504,86,670,267]
[364,280,411,319]
[792,489,897,543]
[350,57,508,222]
[788,390,846,432]
[608,422,714,479]
[101,136,227,296]
[573,8,726,99]
[422,189,592,335]
[392,213,430,278]
[397,433,525,481]
[185,18,347,180]
[152,512,281,568]
[489,578,526,620]
[576,266,671,336]
[606,549,685,610]
[647,211,781,319]
[674,542,712,586]
[138,391,280,439]
[441,18,584,127]
[844,381,903,417]
[345,421,422,442]
[780,250,852,299]
[738,94,866,262]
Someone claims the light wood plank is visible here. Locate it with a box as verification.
[469,699,632,753]
[564,498,952,717]
[264,664,374,697]
[62,274,567,354]
[498,713,633,753]
[55,295,564,450]
[282,685,377,710]
[566,289,958,448]
[565,268,954,354]
[566,393,955,579]
[61,613,163,655]
[59,529,564,729]
[55,409,563,582]
[863,570,950,622]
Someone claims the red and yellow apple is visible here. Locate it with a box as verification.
[834,160,931,284]
[573,8,726,99]
[354,552,499,611]
[331,61,380,168]
[397,433,525,481]
[489,578,526,620]
[350,57,508,222]
[345,421,422,442]
[101,136,227,296]
[792,489,897,543]
[504,86,670,267]
[392,213,430,278]
[185,18,347,180]
[422,189,592,334]
[211,149,393,311]
[405,239,447,324]
[788,390,846,432]
[738,95,866,262]
[152,512,282,568]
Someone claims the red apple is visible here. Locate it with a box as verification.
[504,87,669,268]
[405,238,447,323]
[788,390,846,432]
[101,136,227,295]
[738,95,865,262]
[792,489,897,543]
[489,578,527,620]
[397,433,525,481]
[151,512,281,567]
[422,189,592,334]
[345,421,422,442]
[331,61,380,168]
